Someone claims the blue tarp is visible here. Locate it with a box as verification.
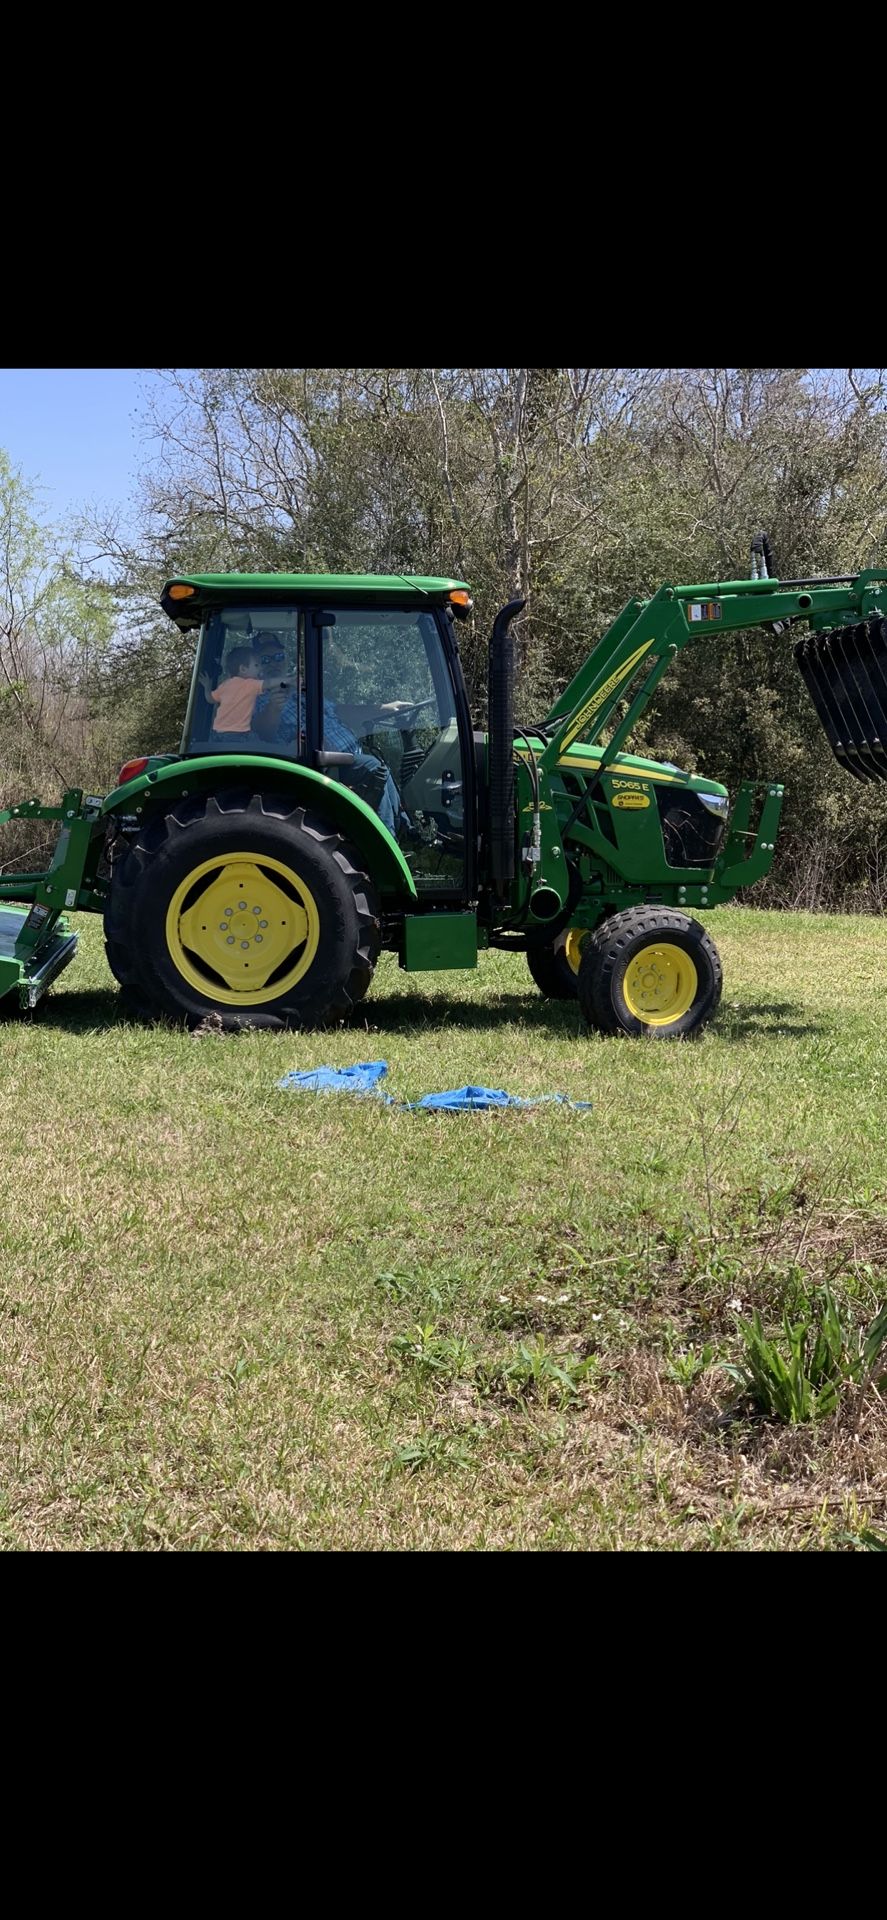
[406,1085,591,1110]
[277,1060,392,1099]
[276,1061,590,1112]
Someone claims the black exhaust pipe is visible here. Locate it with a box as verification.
[488,599,526,897]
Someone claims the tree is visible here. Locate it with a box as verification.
[74,368,887,908]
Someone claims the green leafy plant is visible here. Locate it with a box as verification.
[389,1323,474,1382]
[477,1336,597,1405]
[723,1288,887,1423]
[375,1271,411,1300]
[388,1430,478,1474]
[665,1341,715,1387]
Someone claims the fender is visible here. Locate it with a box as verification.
[102,754,418,900]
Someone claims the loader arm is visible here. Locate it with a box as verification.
[539,569,887,775]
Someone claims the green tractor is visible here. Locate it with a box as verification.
[1,538,884,1037]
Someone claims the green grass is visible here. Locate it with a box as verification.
[2,904,887,1551]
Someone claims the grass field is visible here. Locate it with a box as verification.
[2,905,886,1551]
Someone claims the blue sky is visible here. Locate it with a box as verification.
[0,368,165,531]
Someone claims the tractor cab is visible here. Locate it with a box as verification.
[168,575,477,898]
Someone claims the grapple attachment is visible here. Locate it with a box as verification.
[795,619,887,781]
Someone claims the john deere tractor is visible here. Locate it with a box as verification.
[1,537,884,1037]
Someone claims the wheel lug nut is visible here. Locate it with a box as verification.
[226,936,235,945]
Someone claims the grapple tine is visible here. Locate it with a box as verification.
[829,627,881,779]
[863,615,887,770]
[795,629,877,779]
[794,633,871,779]
[841,619,887,778]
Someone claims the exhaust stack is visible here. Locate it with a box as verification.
[487,599,526,895]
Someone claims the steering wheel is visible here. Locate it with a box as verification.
[368,696,437,730]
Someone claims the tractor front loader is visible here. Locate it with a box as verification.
[0,539,883,1037]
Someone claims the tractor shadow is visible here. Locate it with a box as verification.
[356,990,582,1034]
[22,987,137,1034]
[715,1000,825,1040]
[30,985,582,1038]
[22,989,825,1043]
[367,993,826,1040]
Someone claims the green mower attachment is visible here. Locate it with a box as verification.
[0,904,78,1009]
[0,791,106,1008]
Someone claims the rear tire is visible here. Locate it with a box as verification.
[104,839,153,1011]
[578,907,722,1039]
[106,790,381,1030]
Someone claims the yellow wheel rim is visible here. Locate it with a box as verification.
[623,941,698,1026]
[563,927,589,975]
[165,853,321,1007]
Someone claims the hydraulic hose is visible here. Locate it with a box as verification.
[750,530,777,580]
[750,531,787,635]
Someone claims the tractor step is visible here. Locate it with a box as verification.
[0,906,78,1010]
[795,619,887,781]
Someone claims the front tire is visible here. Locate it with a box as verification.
[107,790,381,1029]
[526,926,590,1001]
[578,907,722,1039]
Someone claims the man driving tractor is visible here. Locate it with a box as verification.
[250,631,413,835]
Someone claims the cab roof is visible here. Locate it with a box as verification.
[160,572,472,629]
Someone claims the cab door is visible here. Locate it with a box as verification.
[317,607,470,897]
